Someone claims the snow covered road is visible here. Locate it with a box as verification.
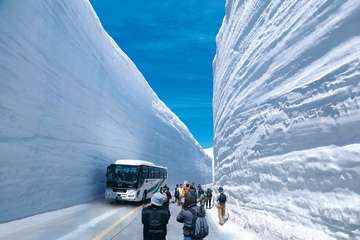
[0,200,255,240]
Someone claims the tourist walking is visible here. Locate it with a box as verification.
[205,188,212,209]
[216,186,227,225]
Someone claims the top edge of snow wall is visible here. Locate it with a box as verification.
[213,0,360,239]
[0,0,211,222]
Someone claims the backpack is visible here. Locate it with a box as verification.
[218,193,226,203]
[189,208,209,239]
[148,211,164,234]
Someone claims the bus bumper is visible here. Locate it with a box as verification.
[105,188,139,201]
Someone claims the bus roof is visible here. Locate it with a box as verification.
[113,159,167,169]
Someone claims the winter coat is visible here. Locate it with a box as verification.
[176,204,200,236]
[206,189,213,198]
[199,193,206,206]
[163,190,172,209]
[179,187,185,198]
[142,205,170,240]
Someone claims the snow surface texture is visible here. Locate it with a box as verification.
[213,0,360,239]
[204,147,215,183]
[0,0,210,222]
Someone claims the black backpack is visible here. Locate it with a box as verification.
[189,207,209,238]
[218,193,226,203]
[148,211,164,234]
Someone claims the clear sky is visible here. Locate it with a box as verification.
[91,0,224,148]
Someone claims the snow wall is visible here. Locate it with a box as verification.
[0,0,211,222]
[213,0,360,239]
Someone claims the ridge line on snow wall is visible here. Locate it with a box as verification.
[0,0,211,222]
[213,0,360,239]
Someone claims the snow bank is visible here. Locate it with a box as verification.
[0,0,210,222]
[213,0,360,238]
[204,147,215,183]
[206,203,258,240]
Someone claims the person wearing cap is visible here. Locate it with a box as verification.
[142,192,171,240]
[216,186,227,225]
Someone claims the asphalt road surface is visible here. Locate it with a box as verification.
[0,200,234,240]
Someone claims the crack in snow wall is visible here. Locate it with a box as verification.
[213,0,360,239]
[0,0,211,222]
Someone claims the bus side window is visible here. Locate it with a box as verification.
[143,166,149,178]
[155,168,159,178]
[149,167,154,179]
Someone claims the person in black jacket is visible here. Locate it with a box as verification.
[142,192,171,240]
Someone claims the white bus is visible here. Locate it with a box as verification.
[105,159,167,202]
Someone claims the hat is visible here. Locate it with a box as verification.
[218,186,224,193]
[151,192,164,206]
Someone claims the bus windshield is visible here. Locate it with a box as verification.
[107,165,140,188]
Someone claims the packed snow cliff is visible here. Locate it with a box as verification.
[213,0,360,239]
[0,0,210,222]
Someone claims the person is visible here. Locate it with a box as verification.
[197,184,203,199]
[178,184,184,205]
[163,187,172,209]
[205,188,212,209]
[184,181,191,195]
[189,183,197,203]
[142,192,171,240]
[163,184,169,192]
[174,184,180,204]
[216,186,227,225]
[180,181,190,205]
[198,190,206,211]
[176,193,200,240]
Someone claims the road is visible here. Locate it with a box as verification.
[0,200,244,240]
[110,202,232,240]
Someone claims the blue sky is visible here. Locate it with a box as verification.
[91,0,224,148]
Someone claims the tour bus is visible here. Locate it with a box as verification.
[105,159,167,202]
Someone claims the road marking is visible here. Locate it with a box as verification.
[57,210,119,240]
[93,206,141,240]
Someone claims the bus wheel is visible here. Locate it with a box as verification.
[142,191,147,204]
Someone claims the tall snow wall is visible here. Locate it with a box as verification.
[0,0,211,222]
[213,0,360,239]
